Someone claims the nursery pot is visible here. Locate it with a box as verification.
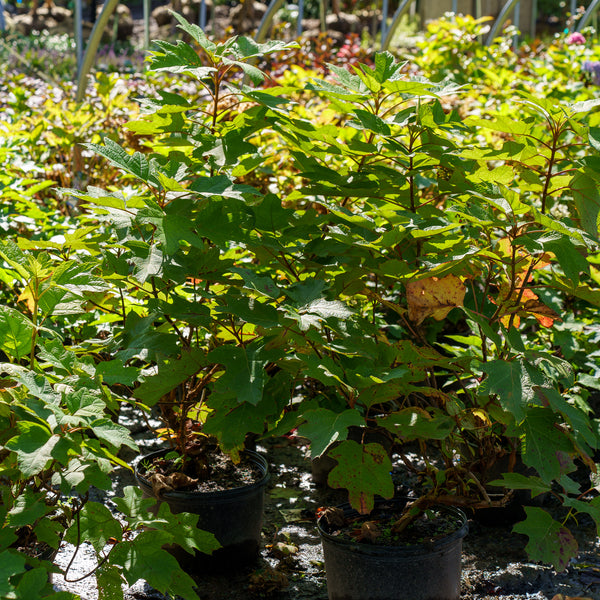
[135,448,269,571]
[467,451,536,526]
[318,500,468,600]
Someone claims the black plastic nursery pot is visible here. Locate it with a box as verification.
[318,500,468,600]
[135,448,269,572]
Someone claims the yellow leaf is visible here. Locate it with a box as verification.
[406,274,466,325]
[471,408,491,426]
[18,287,36,314]
[590,265,600,287]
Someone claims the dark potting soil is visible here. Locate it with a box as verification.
[142,447,263,493]
[321,503,464,547]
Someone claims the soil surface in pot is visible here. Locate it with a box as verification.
[320,503,464,546]
[141,447,263,493]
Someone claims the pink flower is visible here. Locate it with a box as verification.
[566,32,586,45]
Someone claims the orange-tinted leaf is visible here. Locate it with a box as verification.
[521,290,561,327]
[521,288,538,302]
[500,313,520,328]
[406,274,466,325]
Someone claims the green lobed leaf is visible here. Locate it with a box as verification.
[589,126,600,152]
[0,306,33,361]
[0,529,18,552]
[297,408,365,458]
[481,359,534,422]
[96,564,123,600]
[36,339,77,373]
[133,350,207,407]
[13,566,47,597]
[535,386,598,450]
[328,440,394,514]
[373,51,404,83]
[224,59,264,85]
[0,550,25,597]
[213,296,280,329]
[544,236,589,289]
[10,368,60,403]
[487,472,552,498]
[520,407,575,482]
[154,502,220,556]
[571,171,600,239]
[358,380,416,409]
[64,389,107,420]
[231,267,281,299]
[148,44,214,81]
[564,496,600,535]
[284,280,328,307]
[5,423,58,477]
[112,486,159,528]
[209,342,279,406]
[513,507,578,571]
[96,360,139,386]
[65,502,122,553]
[7,488,53,528]
[33,518,63,549]
[130,243,164,282]
[567,98,600,115]
[90,419,138,452]
[296,299,353,331]
[377,407,455,442]
[87,138,157,186]
[171,11,216,51]
[111,530,201,600]
[353,109,391,135]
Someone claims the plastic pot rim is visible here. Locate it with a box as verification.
[135,447,270,501]
[318,498,468,558]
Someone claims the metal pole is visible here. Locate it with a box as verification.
[199,0,206,30]
[570,0,576,28]
[297,0,304,36]
[576,0,600,31]
[74,0,83,79]
[143,0,150,49]
[452,0,457,12]
[381,0,389,41]
[485,0,520,45]
[76,0,120,102]
[255,0,286,42]
[0,0,5,31]
[513,1,519,47]
[381,0,415,50]
[319,0,327,32]
[530,0,537,39]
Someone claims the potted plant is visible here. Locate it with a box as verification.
[260,47,600,590]
[0,240,221,600]
[65,13,306,571]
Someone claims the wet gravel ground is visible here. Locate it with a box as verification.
[52,409,600,600]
